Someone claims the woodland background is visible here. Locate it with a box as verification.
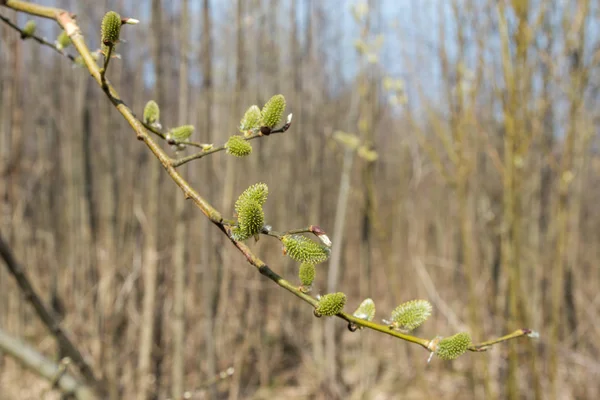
[1,0,599,399]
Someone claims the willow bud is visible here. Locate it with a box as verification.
[21,21,36,39]
[101,11,121,46]
[261,94,286,128]
[352,298,376,323]
[299,263,316,287]
[315,292,346,317]
[239,105,262,136]
[56,31,71,50]
[235,183,268,215]
[282,235,330,265]
[143,100,160,125]
[435,332,471,360]
[226,135,252,157]
[386,299,432,332]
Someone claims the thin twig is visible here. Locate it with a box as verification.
[142,122,211,149]
[100,43,112,88]
[170,125,291,168]
[0,13,76,62]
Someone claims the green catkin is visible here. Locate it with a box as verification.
[315,292,347,317]
[236,200,265,240]
[299,263,316,287]
[281,235,330,264]
[101,11,121,46]
[239,105,262,135]
[143,100,160,125]
[169,125,194,142]
[389,299,432,332]
[225,135,252,157]
[353,298,376,322]
[261,94,286,128]
[235,183,268,215]
[436,332,472,360]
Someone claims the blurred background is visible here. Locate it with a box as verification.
[1,0,599,399]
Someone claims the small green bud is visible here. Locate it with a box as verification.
[239,105,262,135]
[261,94,286,128]
[282,235,330,265]
[56,31,71,50]
[299,263,316,287]
[315,292,346,317]
[436,332,471,360]
[143,100,160,125]
[387,299,432,332]
[21,21,36,39]
[235,183,268,215]
[74,51,100,68]
[101,11,121,46]
[226,135,252,157]
[232,183,269,241]
[235,200,264,241]
[169,125,194,142]
[353,298,376,323]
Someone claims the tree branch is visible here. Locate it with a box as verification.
[0,327,97,400]
[0,232,101,392]
[0,13,76,62]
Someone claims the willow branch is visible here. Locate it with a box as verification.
[2,0,535,360]
[100,43,112,87]
[0,13,76,62]
[170,125,291,168]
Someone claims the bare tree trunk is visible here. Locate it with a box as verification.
[200,1,218,398]
[171,1,190,398]
[137,1,164,398]
[550,2,589,396]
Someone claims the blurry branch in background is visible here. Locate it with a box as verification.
[0,328,97,400]
[0,13,76,61]
[0,232,102,394]
[165,367,235,400]
[0,0,538,394]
